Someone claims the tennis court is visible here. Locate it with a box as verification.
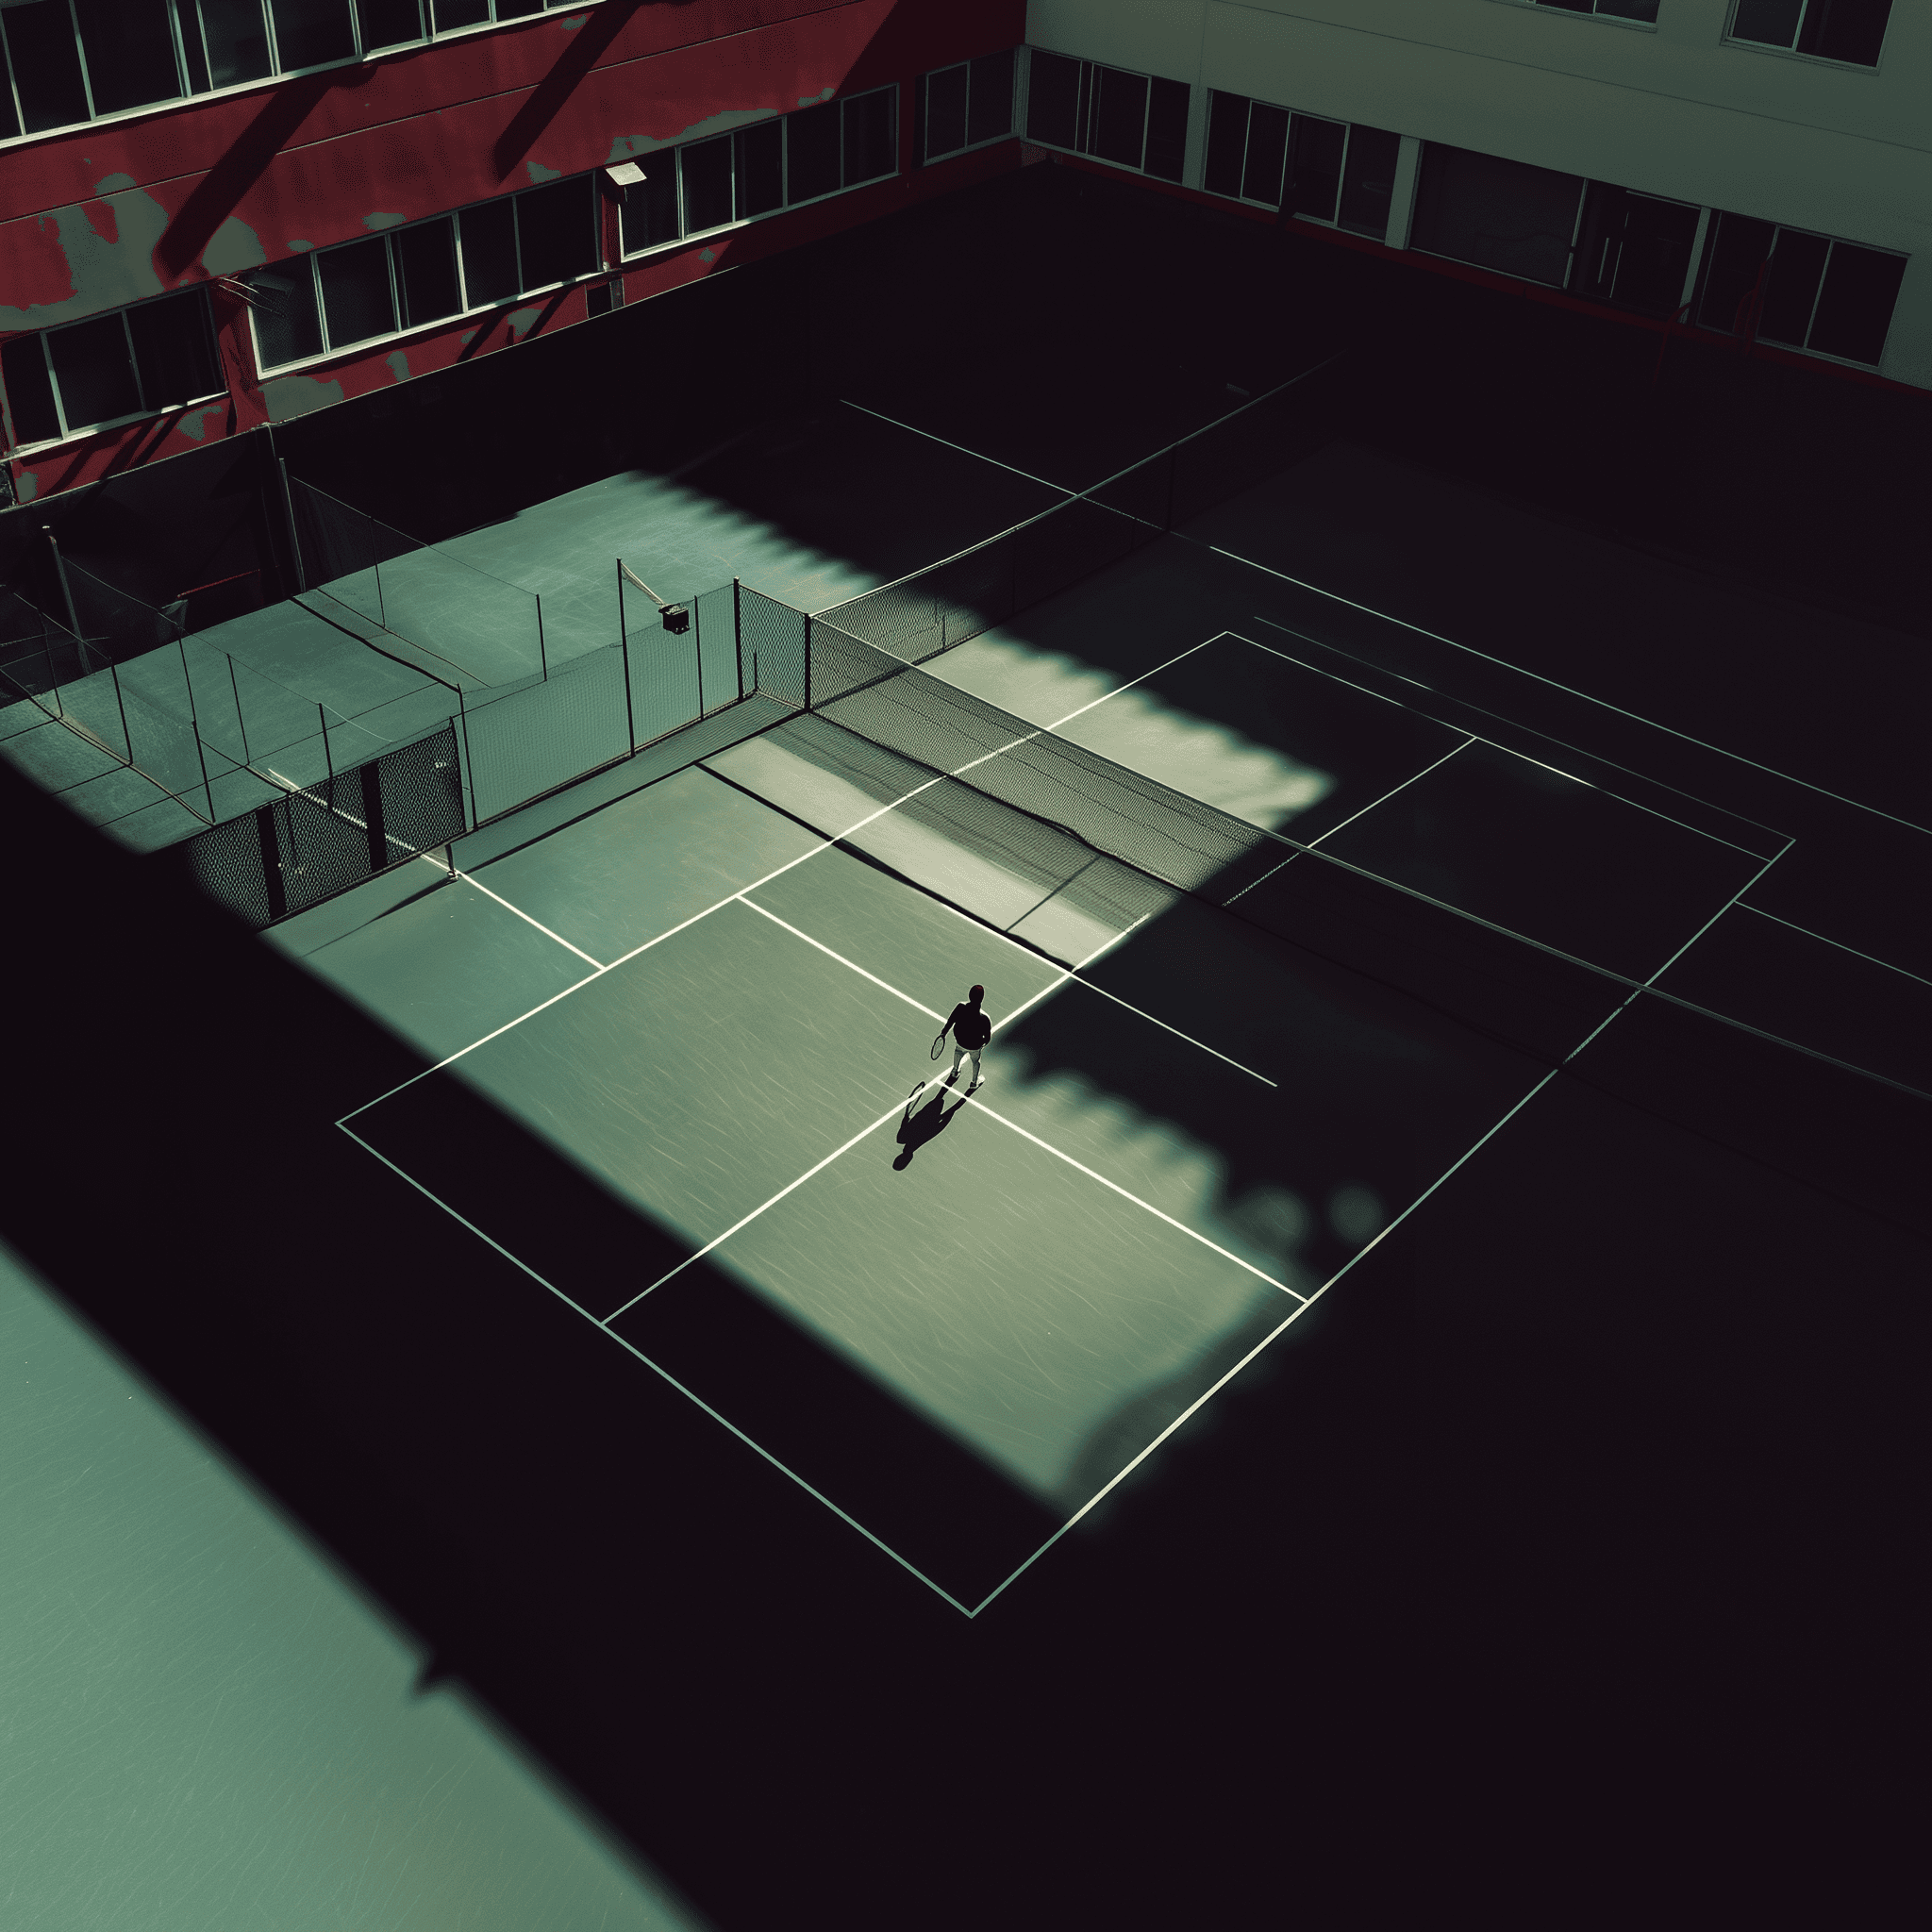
[304,613,1769,1614]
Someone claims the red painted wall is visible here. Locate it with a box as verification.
[2,0,1027,503]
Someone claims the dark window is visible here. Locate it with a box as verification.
[430,0,488,25]
[1695,211,1775,332]
[515,177,595,290]
[0,61,15,141]
[242,260,324,367]
[619,160,679,253]
[842,86,896,184]
[178,12,211,92]
[1411,143,1584,287]
[1143,76,1189,182]
[318,235,397,347]
[395,218,461,326]
[357,0,424,48]
[1242,105,1290,208]
[495,0,542,16]
[1757,229,1830,346]
[46,316,142,430]
[1026,51,1080,151]
[2,338,61,448]
[458,202,519,306]
[1572,183,1700,315]
[787,101,841,203]
[74,0,182,117]
[966,49,1014,148]
[1088,65,1147,170]
[680,135,735,234]
[925,63,968,158]
[1732,0,1891,61]
[736,121,785,216]
[1204,91,1248,200]
[199,0,275,89]
[269,0,356,69]
[1807,242,1906,364]
[1594,0,1661,18]
[1287,114,1345,222]
[126,290,222,405]
[1338,125,1401,239]
[5,1,92,134]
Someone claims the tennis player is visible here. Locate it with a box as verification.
[940,985,991,1092]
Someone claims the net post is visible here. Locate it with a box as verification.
[733,577,743,701]
[620,611,637,754]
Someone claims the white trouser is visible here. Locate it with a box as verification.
[950,1043,982,1086]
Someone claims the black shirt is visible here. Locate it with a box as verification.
[948,1002,991,1050]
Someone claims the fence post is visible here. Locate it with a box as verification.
[226,652,250,766]
[43,527,82,641]
[277,459,306,592]
[319,704,333,787]
[536,592,547,681]
[804,612,811,712]
[367,513,386,628]
[733,577,743,701]
[258,804,287,922]
[456,689,477,829]
[191,722,215,822]
[107,660,131,763]
[175,632,215,818]
[694,615,703,719]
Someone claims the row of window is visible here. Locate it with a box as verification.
[2,287,224,448]
[1202,92,1401,241]
[0,85,902,446]
[919,49,1016,165]
[0,1,584,142]
[1024,53,1189,184]
[1488,0,1894,64]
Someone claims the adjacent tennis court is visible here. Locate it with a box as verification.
[309,613,1768,1613]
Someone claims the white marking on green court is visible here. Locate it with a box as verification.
[457,869,604,968]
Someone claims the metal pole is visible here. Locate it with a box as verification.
[276,458,305,592]
[536,592,547,680]
[192,719,215,823]
[369,513,385,628]
[694,612,703,719]
[804,612,811,712]
[227,652,250,766]
[320,704,333,786]
[43,526,81,641]
[733,577,743,701]
[456,689,476,829]
[619,580,636,752]
[108,661,130,762]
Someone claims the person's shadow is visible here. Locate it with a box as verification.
[893,1082,967,1170]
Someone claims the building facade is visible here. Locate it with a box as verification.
[1016,0,1924,392]
[0,0,1026,508]
[2,0,1922,516]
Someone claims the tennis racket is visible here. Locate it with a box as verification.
[931,1031,947,1060]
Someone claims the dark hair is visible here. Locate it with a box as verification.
[970,985,984,1001]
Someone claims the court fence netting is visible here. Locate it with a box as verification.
[7,360,1356,930]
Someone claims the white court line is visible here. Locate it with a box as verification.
[839,399,1076,497]
[1223,734,1478,908]
[1734,902,1932,988]
[735,895,944,1020]
[1244,628,1775,860]
[1557,840,1794,1066]
[943,1086,1306,1303]
[338,638,1228,1126]
[1217,548,1932,838]
[599,921,1149,1327]
[457,870,604,968]
[343,1123,973,1613]
[966,1059,1565,1616]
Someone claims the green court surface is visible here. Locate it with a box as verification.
[0,1240,708,1932]
[291,607,1769,1611]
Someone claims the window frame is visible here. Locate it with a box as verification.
[244,175,602,379]
[1205,92,1399,241]
[616,85,901,265]
[1483,0,1661,26]
[2,284,225,455]
[1722,0,1892,68]
[0,0,608,149]
[1690,212,1907,368]
[1021,50,1190,184]
[920,49,1018,165]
